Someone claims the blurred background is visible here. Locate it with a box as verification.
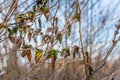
[0,0,120,80]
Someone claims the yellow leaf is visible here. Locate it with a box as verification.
[35,50,43,63]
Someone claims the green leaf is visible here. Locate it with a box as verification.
[47,49,59,59]
[67,24,71,37]
[18,13,25,18]
[38,19,42,29]
[35,49,43,63]
[23,27,27,34]
[8,28,14,35]
[12,27,18,33]
[33,5,36,12]
[47,49,60,69]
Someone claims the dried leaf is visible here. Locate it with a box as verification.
[28,11,35,21]
[61,48,70,58]
[50,36,54,44]
[51,55,56,69]
[35,50,43,63]
[45,27,53,34]
[54,26,58,34]
[0,23,5,29]
[9,36,22,48]
[28,31,32,42]
[16,14,25,23]
[40,7,49,13]
[44,13,49,21]
[73,46,79,59]
[22,50,31,62]
[17,40,22,49]
[21,45,32,59]
[21,50,27,57]
[73,12,80,21]
[55,17,58,25]
[42,35,51,43]
[27,50,32,62]
[85,52,92,64]
[40,7,49,21]
[56,33,62,43]
[116,24,120,29]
